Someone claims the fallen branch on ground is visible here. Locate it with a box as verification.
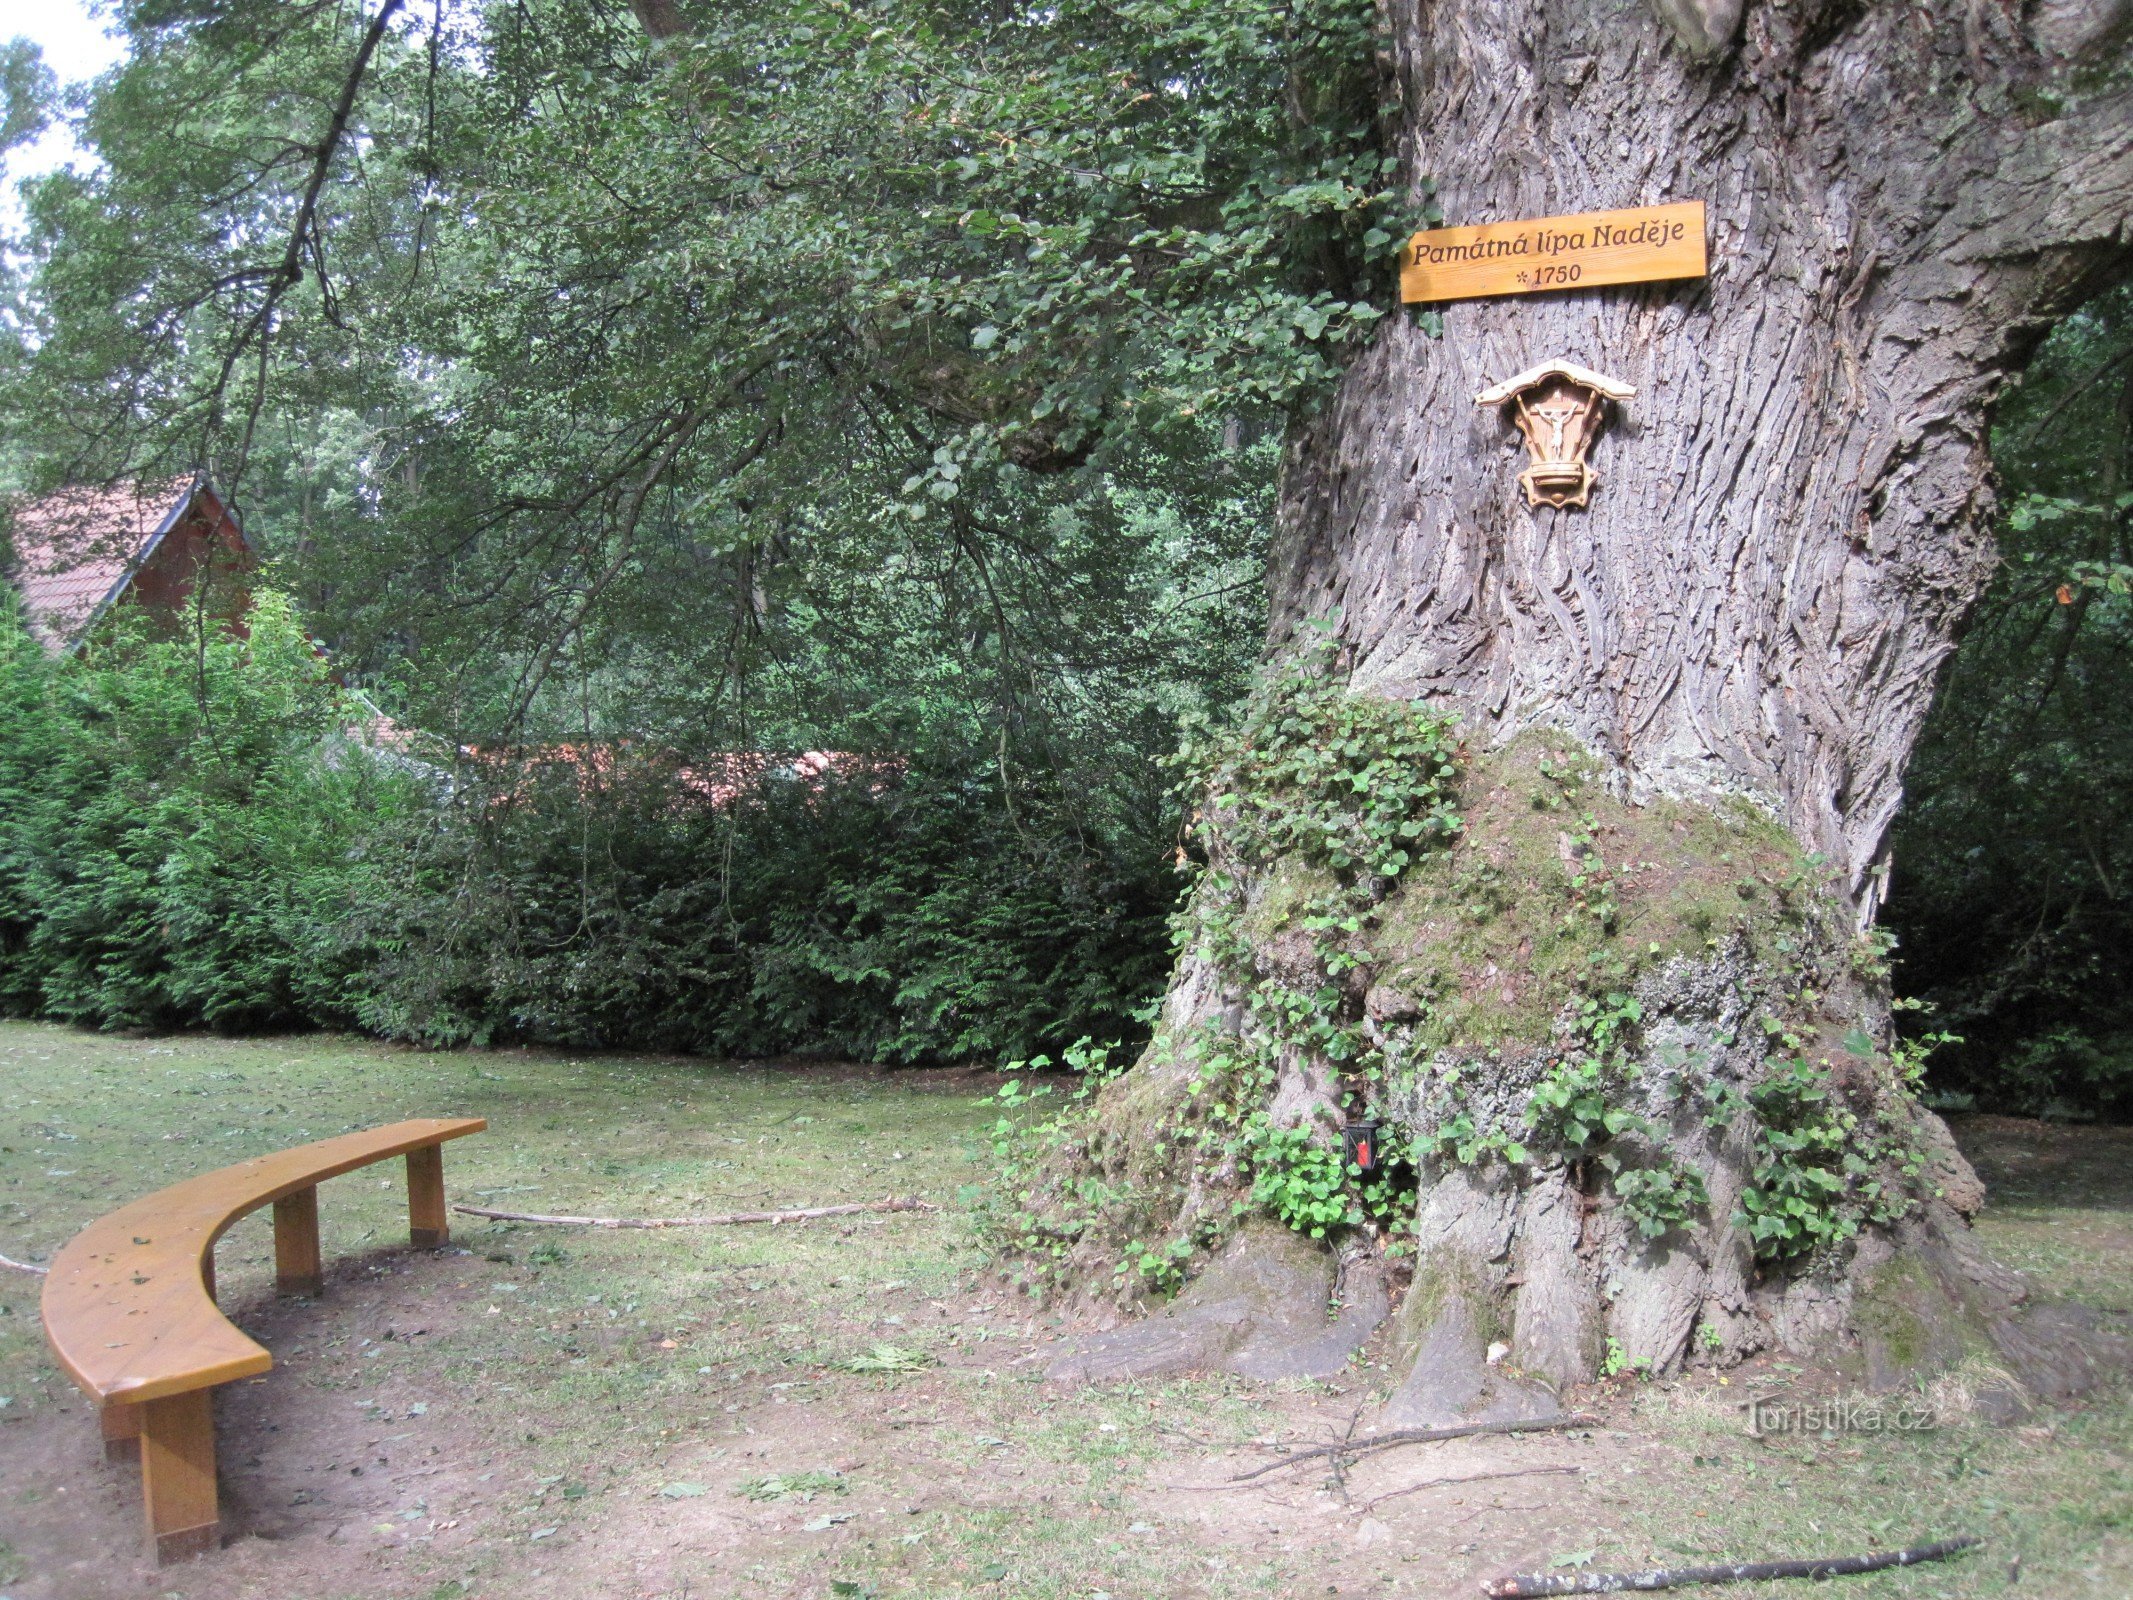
[1,1251,46,1275]
[1362,1463,1582,1511]
[451,1197,936,1229]
[1171,1461,1585,1496]
[1480,1536,1982,1596]
[1228,1414,1599,1483]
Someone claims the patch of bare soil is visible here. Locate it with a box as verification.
[6,1247,497,1600]
[0,1278,1942,1600]
[5,1109,2129,1599]
[3,1242,1619,1600]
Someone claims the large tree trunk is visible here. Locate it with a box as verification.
[1036,0,2132,1419]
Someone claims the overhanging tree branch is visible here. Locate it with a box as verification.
[209,0,406,479]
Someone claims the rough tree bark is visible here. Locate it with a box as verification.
[1289,0,2129,917]
[1043,0,2133,1420]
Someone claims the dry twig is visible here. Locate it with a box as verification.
[1169,1462,1585,1499]
[1328,1406,1365,1501]
[0,1251,46,1275]
[451,1197,935,1229]
[1480,1536,1981,1596]
[1362,1463,1581,1512]
[1228,1414,1599,1483]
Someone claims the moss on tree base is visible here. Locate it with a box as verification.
[997,680,2128,1417]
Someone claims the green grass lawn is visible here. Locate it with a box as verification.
[1,1021,2128,1600]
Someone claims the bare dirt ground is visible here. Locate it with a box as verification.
[1,1024,2128,1600]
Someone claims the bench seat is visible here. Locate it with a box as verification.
[41,1117,484,1562]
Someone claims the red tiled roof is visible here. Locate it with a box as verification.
[4,478,195,651]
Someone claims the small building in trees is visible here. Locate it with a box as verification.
[3,477,254,654]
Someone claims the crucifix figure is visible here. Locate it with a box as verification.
[1474,359,1637,508]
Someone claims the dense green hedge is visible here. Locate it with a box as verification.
[0,596,1170,1062]
[348,752,1171,1060]
[0,593,389,1029]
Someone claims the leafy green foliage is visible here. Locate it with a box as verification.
[1416,1104,1521,1168]
[1164,634,1461,1241]
[1113,1235,1194,1295]
[2,0,1399,761]
[983,637,1461,1282]
[350,753,1176,1062]
[1511,994,1710,1241]
[1524,1056,1623,1151]
[1888,285,2133,1118]
[0,36,54,157]
[3,0,1367,1076]
[0,593,422,1030]
[1179,625,1465,883]
[1604,1160,1708,1242]
[982,1038,1158,1278]
[0,606,1182,1062]
[1245,1123,1352,1239]
[1725,1047,1927,1262]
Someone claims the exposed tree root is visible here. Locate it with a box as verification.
[1048,1223,1388,1384]
[451,1197,935,1228]
[1022,746,2133,1425]
[1480,1536,1981,1596]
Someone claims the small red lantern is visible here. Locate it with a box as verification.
[1343,1120,1381,1176]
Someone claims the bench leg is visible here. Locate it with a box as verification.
[140,1390,219,1564]
[407,1144,448,1248]
[274,1184,323,1296]
[101,1398,141,1463]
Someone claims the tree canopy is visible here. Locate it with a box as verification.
[6,0,1404,740]
[0,0,1414,1060]
[1,0,2128,1122]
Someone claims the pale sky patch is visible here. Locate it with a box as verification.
[4,1,128,235]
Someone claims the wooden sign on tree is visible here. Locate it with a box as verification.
[1401,200,1707,304]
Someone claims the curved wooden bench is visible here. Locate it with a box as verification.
[41,1117,484,1563]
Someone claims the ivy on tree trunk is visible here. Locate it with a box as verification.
[1024,0,2133,1418]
